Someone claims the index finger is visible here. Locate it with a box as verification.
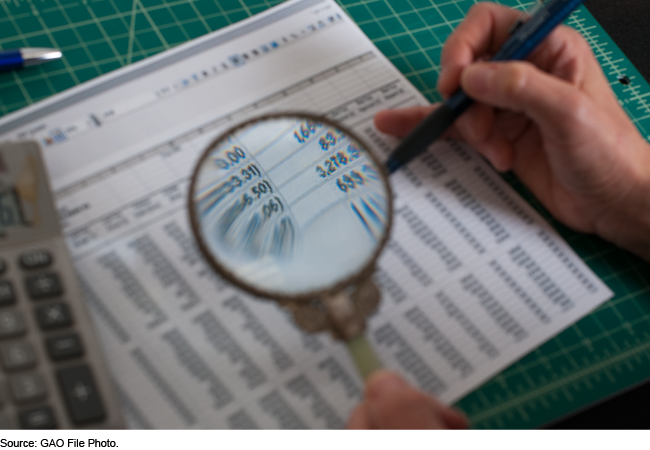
[438,3,523,96]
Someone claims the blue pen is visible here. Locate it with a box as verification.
[385,0,585,173]
[0,48,62,72]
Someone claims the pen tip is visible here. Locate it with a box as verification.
[46,50,63,60]
[20,48,63,66]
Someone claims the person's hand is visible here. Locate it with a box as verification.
[346,370,468,429]
[375,2,650,261]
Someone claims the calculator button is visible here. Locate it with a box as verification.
[0,310,25,338]
[46,333,84,361]
[35,303,73,330]
[0,259,5,275]
[0,411,13,429]
[57,365,106,424]
[9,372,47,403]
[25,273,63,299]
[18,406,57,429]
[0,280,16,306]
[0,340,36,371]
[19,249,53,270]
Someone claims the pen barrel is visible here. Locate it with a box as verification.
[0,50,24,71]
[493,0,585,62]
[385,91,473,173]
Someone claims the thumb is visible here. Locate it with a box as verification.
[365,371,464,429]
[460,61,589,146]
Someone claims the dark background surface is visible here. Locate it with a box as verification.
[548,0,650,429]
[586,0,650,83]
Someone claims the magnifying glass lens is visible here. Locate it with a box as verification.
[190,115,390,298]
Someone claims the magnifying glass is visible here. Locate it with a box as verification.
[188,113,392,380]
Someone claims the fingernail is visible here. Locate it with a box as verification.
[366,371,409,401]
[463,64,496,95]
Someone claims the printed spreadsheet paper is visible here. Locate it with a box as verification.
[0,0,613,428]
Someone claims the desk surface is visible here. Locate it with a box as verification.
[1,0,649,429]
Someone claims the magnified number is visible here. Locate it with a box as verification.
[315,144,363,178]
[262,197,284,219]
[212,146,246,170]
[336,170,365,192]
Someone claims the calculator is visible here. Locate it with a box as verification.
[0,141,124,429]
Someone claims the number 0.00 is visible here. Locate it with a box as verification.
[213,146,246,170]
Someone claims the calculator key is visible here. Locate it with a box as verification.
[0,340,36,371]
[19,249,53,270]
[25,273,63,299]
[0,310,25,338]
[0,411,13,429]
[18,406,57,429]
[46,333,84,361]
[0,259,5,275]
[0,280,16,306]
[57,365,106,424]
[35,303,73,330]
[9,372,47,403]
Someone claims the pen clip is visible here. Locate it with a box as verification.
[507,0,546,35]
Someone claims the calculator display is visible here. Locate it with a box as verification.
[0,143,59,245]
[0,189,26,231]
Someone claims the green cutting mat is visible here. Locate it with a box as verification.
[2,0,650,429]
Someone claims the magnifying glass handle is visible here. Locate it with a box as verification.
[346,334,382,381]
